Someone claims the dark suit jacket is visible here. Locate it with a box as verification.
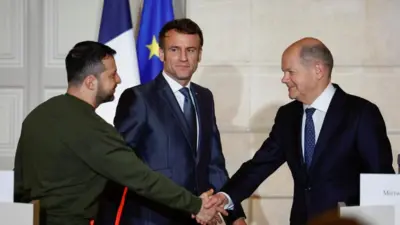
[97,74,245,225]
[221,84,394,225]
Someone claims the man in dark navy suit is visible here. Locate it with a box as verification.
[97,18,246,225]
[206,37,395,225]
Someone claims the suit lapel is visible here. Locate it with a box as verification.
[155,75,195,155]
[190,84,203,161]
[309,85,347,171]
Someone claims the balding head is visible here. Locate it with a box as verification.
[284,37,334,77]
[281,37,334,105]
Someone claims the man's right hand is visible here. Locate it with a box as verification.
[204,192,228,209]
[195,191,228,225]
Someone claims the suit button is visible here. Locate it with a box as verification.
[305,187,311,191]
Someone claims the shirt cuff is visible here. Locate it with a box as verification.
[219,192,234,210]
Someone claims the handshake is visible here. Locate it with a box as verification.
[191,189,230,225]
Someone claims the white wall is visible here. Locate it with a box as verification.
[0,0,399,224]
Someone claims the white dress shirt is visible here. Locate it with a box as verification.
[301,83,336,157]
[223,83,337,210]
[162,72,199,149]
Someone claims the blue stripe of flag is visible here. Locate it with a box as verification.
[136,0,174,84]
[98,0,132,44]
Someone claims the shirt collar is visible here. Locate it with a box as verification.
[162,71,191,93]
[303,83,336,112]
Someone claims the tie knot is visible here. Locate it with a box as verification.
[179,87,191,98]
[305,108,316,117]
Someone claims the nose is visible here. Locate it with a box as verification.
[281,72,289,84]
[115,73,121,84]
[179,50,188,61]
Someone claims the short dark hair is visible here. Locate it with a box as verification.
[158,18,203,49]
[65,41,116,85]
[300,43,334,76]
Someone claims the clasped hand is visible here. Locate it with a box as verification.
[192,189,229,225]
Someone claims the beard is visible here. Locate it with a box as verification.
[95,85,115,105]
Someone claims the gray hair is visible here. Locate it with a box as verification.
[300,43,334,76]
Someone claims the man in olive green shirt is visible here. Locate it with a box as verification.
[13,41,225,225]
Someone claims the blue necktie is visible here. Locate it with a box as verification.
[304,108,316,168]
[179,87,197,151]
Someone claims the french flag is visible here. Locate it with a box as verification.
[95,0,140,125]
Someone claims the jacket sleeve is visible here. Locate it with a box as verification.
[357,102,395,173]
[71,119,202,215]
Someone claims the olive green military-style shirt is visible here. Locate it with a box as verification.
[14,94,202,225]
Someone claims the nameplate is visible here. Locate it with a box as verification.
[360,174,400,206]
[0,202,34,225]
[0,170,13,202]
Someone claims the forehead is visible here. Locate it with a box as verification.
[164,29,201,47]
[281,48,300,67]
[101,56,116,70]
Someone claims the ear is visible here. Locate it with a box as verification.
[83,74,98,90]
[315,62,324,80]
[159,48,165,62]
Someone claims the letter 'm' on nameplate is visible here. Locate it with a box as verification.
[360,174,400,206]
[0,170,13,202]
